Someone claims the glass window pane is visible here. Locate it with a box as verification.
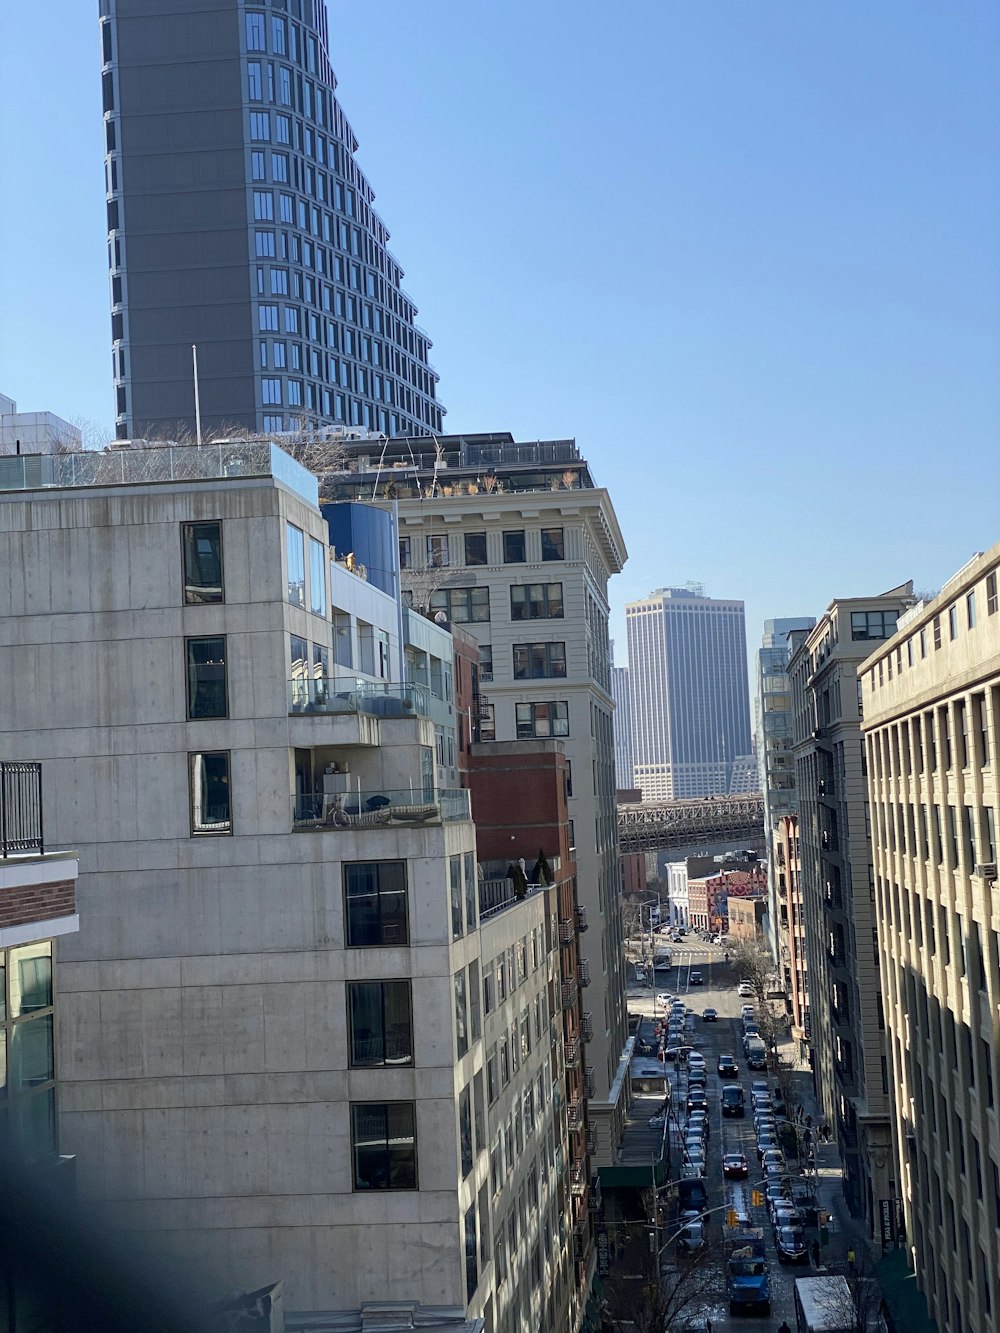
[186,637,228,719]
[308,538,327,615]
[10,1014,53,1089]
[190,751,232,834]
[182,522,223,603]
[352,1102,417,1190]
[286,523,305,606]
[344,862,408,946]
[9,944,51,1016]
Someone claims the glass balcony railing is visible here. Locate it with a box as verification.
[288,678,430,718]
[293,786,470,830]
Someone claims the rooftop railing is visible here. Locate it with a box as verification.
[293,785,469,830]
[288,678,430,719]
[1,762,43,858]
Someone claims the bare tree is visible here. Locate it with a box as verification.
[728,938,772,1001]
[601,1212,725,1333]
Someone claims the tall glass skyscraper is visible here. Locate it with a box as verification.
[101,0,444,441]
[625,586,752,800]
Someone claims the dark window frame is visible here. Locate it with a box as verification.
[185,635,229,720]
[350,1101,418,1191]
[540,527,564,561]
[347,979,414,1068]
[343,860,409,947]
[502,530,526,563]
[181,521,224,604]
[464,532,488,566]
[512,641,567,680]
[188,749,232,836]
[510,583,564,621]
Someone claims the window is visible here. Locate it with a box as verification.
[251,149,265,180]
[510,583,563,620]
[429,587,490,624]
[261,377,282,404]
[351,1102,416,1190]
[516,701,569,739]
[272,153,288,183]
[286,523,305,606]
[247,61,262,98]
[988,571,998,616]
[933,616,942,650]
[513,642,567,679]
[455,970,468,1058]
[344,861,408,946]
[182,521,223,603]
[308,537,327,616]
[503,530,526,563]
[460,1086,474,1179]
[189,751,231,834]
[186,637,228,719]
[464,532,488,566]
[450,856,464,940]
[464,1201,478,1300]
[479,703,495,742]
[949,605,959,640]
[540,527,564,560]
[967,591,977,629]
[259,304,278,331]
[252,190,273,220]
[348,981,413,1067]
[425,534,449,568]
[270,268,288,295]
[271,15,286,52]
[850,609,898,641]
[399,537,411,570]
[255,230,275,257]
[249,111,270,141]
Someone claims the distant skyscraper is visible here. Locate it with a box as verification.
[610,646,634,790]
[101,0,443,440]
[626,587,752,800]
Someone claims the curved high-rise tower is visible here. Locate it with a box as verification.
[100,0,443,440]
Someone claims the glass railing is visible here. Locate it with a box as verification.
[288,678,430,718]
[293,786,470,829]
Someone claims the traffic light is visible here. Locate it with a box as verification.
[751,1190,764,1207]
[726,1208,737,1227]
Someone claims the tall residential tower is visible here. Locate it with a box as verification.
[101,0,443,440]
[626,586,752,800]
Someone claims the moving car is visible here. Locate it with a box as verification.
[721,1083,746,1118]
[717,1054,738,1078]
[723,1152,749,1179]
[689,970,704,986]
[635,967,648,984]
[737,981,754,998]
[702,1007,718,1022]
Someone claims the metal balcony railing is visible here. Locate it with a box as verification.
[558,918,575,945]
[586,1124,598,1155]
[564,1037,581,1069]
[567,1100,584,1132]
[288,677,431,718]
[578,959,591,987]
[561,981,579,1012]
[570,1161,586,1195]
[575,904,588,932]
[1,762,43,858]
[584,1065,596,1098]
[581,1011,594,1043]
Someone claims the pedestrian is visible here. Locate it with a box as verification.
[778,1322,792,1333]
[811,1239,821,1267]
[805,1113,813,1129]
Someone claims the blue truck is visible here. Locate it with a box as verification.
[724,1226,771,1316]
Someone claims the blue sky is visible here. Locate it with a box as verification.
[2,1,998,658]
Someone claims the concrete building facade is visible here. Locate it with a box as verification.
[0,392,81,456]
[789,582,915,1237]
[327,433,632,1165]
[862,546,1000,1333]
[610,659,633,791]
[626,587,752,801]
[0,440,568,1328]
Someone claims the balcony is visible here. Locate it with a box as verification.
[584,1065,596,1098]
[570,1160,587,1195]
[564,1036,581,1070]
[561,980,579,1012]
[589,1174,603,1214]
[586,1124,598,1155]
[575,904,588,932]
[567,1100,584,1132]
[578,959,591,987]
[288,677,431,719]
[581,1011,594,1042]
[293,786,470,830]
[1,762,43,858]
[558,917,575,945]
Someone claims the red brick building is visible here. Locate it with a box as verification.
[687,867,767,932]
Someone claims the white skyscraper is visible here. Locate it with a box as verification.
[610,649,634,790]
[626,587,752,800]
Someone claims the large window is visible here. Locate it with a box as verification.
[540,527,564,561]
[455,969,469,1058]
[182,522,223,603]
[308,537,327,616]
[450,855,464,940]
[515,701,569,739]
[513,642,566,680]
[351,1102,417,1190]
[344,861,408,946]
[510,583,563,621]
[851,610,898,642]
[426,534,450,568]
[348,981,413,1067]
[1,942,56,1161]
[189,751,232,834]
[430,586,490,624]
[464,532,488,566]
[186,637,228,719]
[286,523,305,606]
[503,530,526,563]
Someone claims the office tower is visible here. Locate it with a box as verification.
[755,616,815,1037]
[789,581,915,1240]
[328,432,633,1164]
[610,654,633,790]
[626,587,753,800]
[863,547,1000,1332]
[101,1,443,441]
[0,391,81,455]
[0,440,577,1327]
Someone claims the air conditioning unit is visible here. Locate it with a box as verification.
[812,728,824,740]
[975,863,997,883]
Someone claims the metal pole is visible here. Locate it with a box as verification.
[192,344,202,446]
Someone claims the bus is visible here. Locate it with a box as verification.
[793,1275,856,1333]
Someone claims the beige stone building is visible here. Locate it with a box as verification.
[862,545,1000,1333]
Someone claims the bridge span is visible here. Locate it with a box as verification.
[617,793,766,856]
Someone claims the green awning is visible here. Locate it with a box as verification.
[875,1250,937,1333]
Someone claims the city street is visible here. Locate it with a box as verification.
[625,941,817,1332]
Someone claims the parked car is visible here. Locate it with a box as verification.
[771,1201,804,1231]
[687,1110,709,1140]
[761,1149,785,1176]
[686,1087,708,1113]
[688,1068,708,1090]
[718,1054,739,1078]
[702,1007,718,1022]
[635,967,648,984]
[689,971,704,986]
[737,981,754,998]
[676,1221,706,1254]
[757,1133,781,1160]
[723,1152,749,1179]
[775,1225,809,1264]
[750,1080,770,1098]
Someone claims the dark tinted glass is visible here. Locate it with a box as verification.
[182,522,223,603]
